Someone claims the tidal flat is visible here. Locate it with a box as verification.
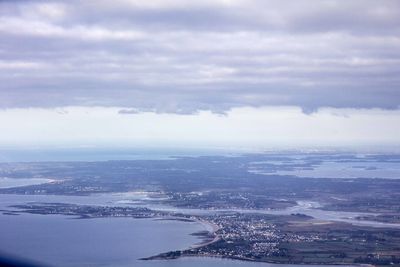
[0,152,399,266]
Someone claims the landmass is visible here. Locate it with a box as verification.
[1,152,400,265]
[8,202,400,266]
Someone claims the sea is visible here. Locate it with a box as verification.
[0,149,393,266]
[0,192,367,267]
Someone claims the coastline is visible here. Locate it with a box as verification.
[153,216,221,249]
[141,217,376,266]
[190,218,221,249]
[141,251,365,266]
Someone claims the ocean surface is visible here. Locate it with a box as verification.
[274,161,400,179]
[0,148,237,162]
[0,194,354,267]
[0,177,53,189]
[0,150,397,266]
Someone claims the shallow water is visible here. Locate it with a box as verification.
[0,194,355,267]
[0,213,205,267]
[250,160,400,179]
[0,211,347,267]
[0,177,53,189]
[1,193,399,229]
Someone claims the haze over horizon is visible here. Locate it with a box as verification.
[1,0,399,150]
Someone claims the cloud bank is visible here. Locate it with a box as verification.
[1,106,399,149]
[1,0,399,113]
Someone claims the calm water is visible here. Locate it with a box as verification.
[0,214,204,266]
[249,158,400,179]
[275,161,400,179]
[0,177,53,189]
[1,193,399,229]
[0,194,353,267]
[0,148,237,162]
[0,152,397,266]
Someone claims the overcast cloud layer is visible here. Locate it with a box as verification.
[1,0,400,113]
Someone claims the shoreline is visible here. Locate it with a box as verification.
[141,251,365,266]
[190,218,221,249]
[152,216,221,249]
[141,216,378,266]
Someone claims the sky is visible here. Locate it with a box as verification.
[0,0,399,150]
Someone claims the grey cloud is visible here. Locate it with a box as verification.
[63,1,400,34]
[0,0,399,113]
